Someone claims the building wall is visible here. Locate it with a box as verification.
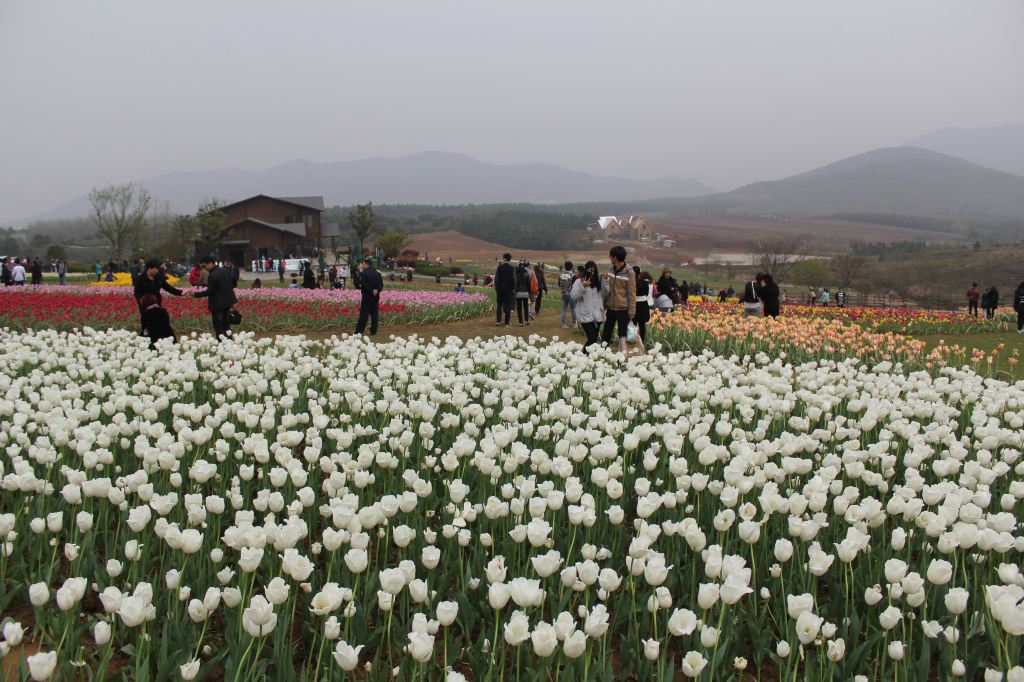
[221,197,322,241]
[221,221,309,265]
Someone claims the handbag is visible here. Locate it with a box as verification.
[228,308,242,325]
[626,321,638,342]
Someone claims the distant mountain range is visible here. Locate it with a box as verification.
[678,146,1024,220]
[21,137,1024,227]
[908,122,1024,177]
[22,152,716,223]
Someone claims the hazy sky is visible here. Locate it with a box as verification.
[2,0,1022,222]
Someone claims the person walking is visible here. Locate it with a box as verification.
[533,264,547,317]
[571,261,605,349]
[600,245,636,346]
[741,275,763,317]
[820,288,830,307]
[11,258,26,286]
[355,258,384,336]
[558,261,577,329]
[515,260,533,326]
[30,258,43,285]
[760,273,781,318]
[835,289,846,308]
[133,258,184,331]
[808,287,817,306]
[633,267,652,344]
[1,257,11,286]
[966,282,980,316]
[192,256,238,341]
[493,253,515,327]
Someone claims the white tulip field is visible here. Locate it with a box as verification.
[0,328,1022,681]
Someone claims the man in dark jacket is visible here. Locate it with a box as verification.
[493,252,516,327]
[192,256,238,340]
[355,258,384,335]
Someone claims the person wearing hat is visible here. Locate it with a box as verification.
[132,258,184,332]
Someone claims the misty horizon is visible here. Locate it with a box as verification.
[2,0,1022,222]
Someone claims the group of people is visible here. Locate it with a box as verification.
[966,282,1003,319]
[494,246,648,350]
[1,256,52,286]
[132,256,239,347]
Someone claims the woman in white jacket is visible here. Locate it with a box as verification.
[571,260,606,349]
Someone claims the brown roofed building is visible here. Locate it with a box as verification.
[216,195,325,269]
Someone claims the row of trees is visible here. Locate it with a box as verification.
[88,184,230,262]
[751,235,866,290]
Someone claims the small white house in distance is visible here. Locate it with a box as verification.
[590,215,653,241]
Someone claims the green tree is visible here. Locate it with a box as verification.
[0,235,22,255]
[29,233,52,248]
[89,183,152,260]
[787,258,833,287]
[45,244,67,261]
[377,231,411,259]
[187,199,227,258]
[347,202,377,259]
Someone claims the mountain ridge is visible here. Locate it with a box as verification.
[18,152,716,223]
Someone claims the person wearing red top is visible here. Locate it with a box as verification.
[966,282,980,317]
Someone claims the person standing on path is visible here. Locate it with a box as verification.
[820,288,830,307]
[966,282,980,316]
[493,253,515,327]
[355,258,384,336]
[192,256,238,341]
[11,258,26,286]
[277,259,286,283]
[984,286,999,319]
[533,264,548,317]
[57,259,67,285]
[558,261,577,329]
[600,245,636,346]
[1013,282,1024,333]
[94,260,103,281]
[30,258,43,285]
[515,260,534,326]
[571,260,605,349]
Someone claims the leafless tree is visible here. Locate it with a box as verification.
[752,234,809,282]
[830,254,867,291]
[89,183,152,260]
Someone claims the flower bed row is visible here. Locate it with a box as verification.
[0,286,490,333]
[648,303,1018,375]
[0,331,1021,680]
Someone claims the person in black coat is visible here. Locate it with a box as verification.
[192,256,238,340]
[133,259,184,332]
[633,267,652,343]
[493,253,516,327]
[302,266,318,289]
[139,293,176,349]
[758,273,781,318]
[355,258,384,335]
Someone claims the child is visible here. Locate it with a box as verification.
[289,273,299,288]
[139,293,176,349]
